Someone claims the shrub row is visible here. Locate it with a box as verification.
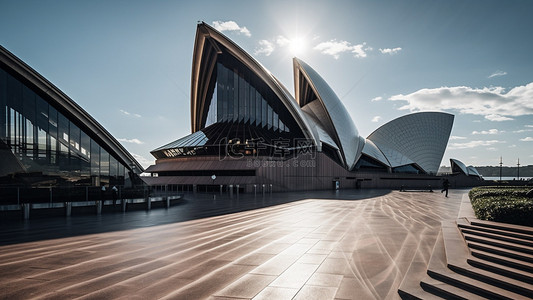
[469,186,533,226]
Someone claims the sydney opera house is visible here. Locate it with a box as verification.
[143,23,455,192]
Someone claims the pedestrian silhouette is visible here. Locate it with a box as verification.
[441,179,450,197]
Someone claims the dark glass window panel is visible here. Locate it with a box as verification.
[58,112,69,145]
[58,141,69,168]
[37,127,47,159]
[0,68,6,140]
[109,155,118,179]
[48,106,58,138]
[36,96,48,131]
[239,74,246,122]
[100,148,110,177]
[255,89,261,126]
[216,64,224,122]
[25,118,34,156]
[220,64,228,122]
[69,122,81,152]
[6,72,22,112]
[50,135,57,165]
[22,85,36,122]
[242,75,249,123]
[261,98,267,128]
[90,139,100,176]
[225,67,233,121]
[249,85,255,125]
[233,68,239,122]
[205,84,217,127]
[80,131,90,161]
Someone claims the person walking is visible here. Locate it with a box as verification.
[112,185,118,207]
[441,178,450,197]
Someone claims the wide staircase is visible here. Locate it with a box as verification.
[399,218,533,299]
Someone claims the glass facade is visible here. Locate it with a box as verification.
[0,66,129,186]
[204,59,292,134]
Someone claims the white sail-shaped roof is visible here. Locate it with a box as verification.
[293,58,364,170]
[367,112,454,174]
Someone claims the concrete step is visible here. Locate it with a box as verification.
[458,222,533,242]
[471,247,533,274]
[442,221,533,298]
[468,241,533,264]
[470,220,533,236]
[447,259,533,298]
[467,257,533,284]
[460,227,533,248]
[463,233,533,256]
[420,275,482,299]
[426,269,519,300]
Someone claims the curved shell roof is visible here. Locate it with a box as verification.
[293,58,363,170]
[361,139,391,167]
[367,112,454,174]
[450,158,482,177]
[190,23,316,145]
[450,158,469,175]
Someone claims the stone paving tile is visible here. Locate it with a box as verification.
[269,262,319,289]
[306,272,344,287]
[213,274,276,298]
[294,285,338,300]
[252,286,299,300]
[0,189,466,299]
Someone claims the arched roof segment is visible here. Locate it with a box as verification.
[293,58,363,170]
[0,45,143,172]
[190,23,316,145]
[367,112,454,174]
[450,158,469,175]
[450,158,482,178]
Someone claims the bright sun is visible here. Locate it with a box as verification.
[288,37,306,56]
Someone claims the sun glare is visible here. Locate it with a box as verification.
[288,37,306,56]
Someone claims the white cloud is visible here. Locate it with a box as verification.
[472,129,502,135]
[488,70,507,78]
[254,40,275,56]
[212,21,251,37]
[520,137,533,141]
[314,40,370,59]
[513,129,533,133]
[487,147,497,151]
[371,116,382,122]
[275,35,290,47]
[526,125,533,128]
[388,83,533,121]
[131,153,154,169]
[509,144,517,148]
[371,96,383,102]
[448,140,504,150]
[120,109,141,118]
[450,136,467,140]
[379,47,402,54]
[117,138,144,145]
[485,114,514,122]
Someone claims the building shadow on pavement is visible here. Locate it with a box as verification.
[0,189,391,246]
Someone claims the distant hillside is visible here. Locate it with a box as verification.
[475,165,533,178]
[438,165,533,177]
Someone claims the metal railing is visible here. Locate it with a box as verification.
[0,186,150,205]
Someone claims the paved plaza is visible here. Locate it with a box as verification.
[0,189,467,299]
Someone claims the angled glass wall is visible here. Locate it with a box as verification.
[204,54,294,135]
[0,66,128,186]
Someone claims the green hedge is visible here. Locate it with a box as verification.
[469,186,533,226]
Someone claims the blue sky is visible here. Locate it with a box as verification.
[1,0,532,169]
